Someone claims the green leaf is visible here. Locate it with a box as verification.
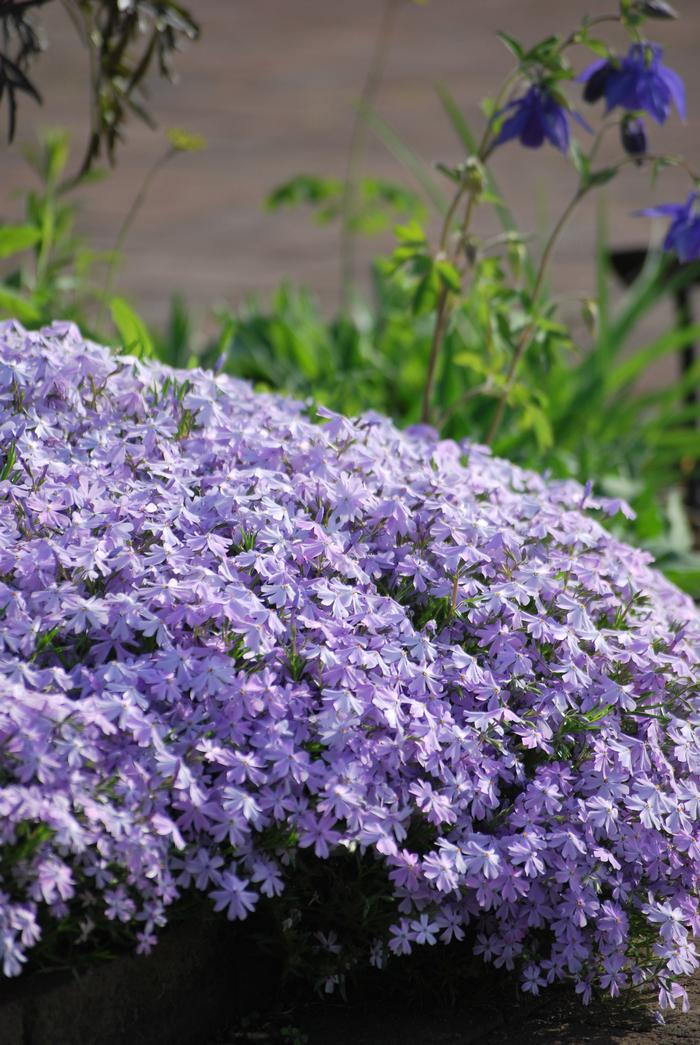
[349,178,426,235]
[525,35,563,65]
[522,402,554,450]
[581,37,610,58]
[435,260,461,293]
[583,704,614,723]
[411,261,440,315]
[453,350,488,375]
[361,106,449,215]
[166,127,207,153]
[495,31,526,61]
[45,132,70,187]
[0,284,41,324]
[570,140,590,181]
[394,219,427,246]
[480,97,497,120]
[435,161,465,185]
[110,297,154,359]
[0,225,41,260]
[585,167,618,189]
[606,324,700,393]
[0,441,17,482]
[265,174,343,214]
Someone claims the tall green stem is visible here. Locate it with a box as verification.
[102,147,176,307]
[484,188,588,445]
[419,11,623,428]
[339,0,404,313]
[419,73,518,426]
[420,190,475,423]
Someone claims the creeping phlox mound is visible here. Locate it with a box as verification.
[1,322,699,1011]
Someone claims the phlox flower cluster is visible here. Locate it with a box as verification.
[0,322,699,1014]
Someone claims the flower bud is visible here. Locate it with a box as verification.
[462,157,485,196]
[507,240,526,282]
[631,0,678,19]
[583,64,612,104]
[620,115,647,161]
[581,298,599,336]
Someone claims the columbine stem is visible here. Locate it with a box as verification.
[421,286,451,424]
[419,66,524,426]
[485,187,588,445]
[419,13,623,429]
[420,177,484,422]
[420,186,471,423]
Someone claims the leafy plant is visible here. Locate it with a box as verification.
[0,129,109,330]
[266,174,425,236]
[0,1,199,180]
[0,127,204,350]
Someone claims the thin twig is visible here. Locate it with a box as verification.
[102,146,176,308]
[339,0,404,313]
[485,188,588,444]
[419,72,518,425]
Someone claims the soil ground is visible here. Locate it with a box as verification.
[215,971,700,1045]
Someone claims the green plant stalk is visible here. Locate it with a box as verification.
[419,67,522,426]
[485,187,588,444]
[420,189,473,423]
[102,145,177,308]
[65,1,102,188]
[339,0,404,313]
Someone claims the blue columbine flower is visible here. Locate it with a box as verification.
[636,192,700,262]
[580,43,685,124]
[494,84,586,152]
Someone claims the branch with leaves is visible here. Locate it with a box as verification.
[0,1,199,181]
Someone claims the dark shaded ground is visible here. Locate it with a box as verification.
[214,971,700,1045]
[0,904,698,1045]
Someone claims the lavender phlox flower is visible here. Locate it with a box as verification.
[410,914,440,946]
[103,886,137,923]
[29,858,74,905]
[522,964,547,995]
[0,322,698,1016]
[462,839,503,880]
[385,920,412,957]
[209,871,257,920]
